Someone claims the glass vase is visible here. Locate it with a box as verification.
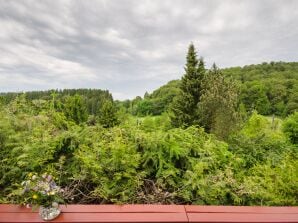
[39,205,61,221]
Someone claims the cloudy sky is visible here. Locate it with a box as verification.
[0,0,297,99]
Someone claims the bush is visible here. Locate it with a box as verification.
[283,112,298,144]
[0,98,297,206]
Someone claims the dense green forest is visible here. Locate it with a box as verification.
[124,61,298,117]
[0,45,297,205]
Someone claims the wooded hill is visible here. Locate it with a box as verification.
[1,61,297,118]
[127,61,298,117]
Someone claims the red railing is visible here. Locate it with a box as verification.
[0,204,297,222]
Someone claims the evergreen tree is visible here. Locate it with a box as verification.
[64,94,88,124]
[170,43,205,127]
[144,92,150,99]
[98,100,119,128]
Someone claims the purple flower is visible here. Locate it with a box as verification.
[46,175,52,182]
[49,181,57,189]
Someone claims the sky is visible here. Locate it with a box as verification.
[0,0,297,100]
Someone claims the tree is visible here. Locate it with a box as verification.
[170,43,205,127]
[131,96,142,115]
[241,81,270,115]
[64,94,88,124]
[144,92,150,99]
[283,112,298,144]
[266,80,287,115]
[135,100,154,116]
[98,100,119,128]
[285,89,298,115]
[198,64,240,139]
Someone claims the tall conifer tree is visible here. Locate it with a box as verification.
[170,43,205,127]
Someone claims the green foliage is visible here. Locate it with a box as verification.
[198,64,240,139]
[0,89,113,116]
[229,112,290,167]
[148,80,181,115]
[121,62,298,118]
[242,152,298,205]
[0,53,297,206]
[134,100,155,116]
[0,98,297,205]
[127,80,181,116]
[138,126,235,203]
[63,95,88,124]
[170,44,205,127]
[283,112,298,144]
[137,114,172,132]
[222,62,298,116]
[285,87,298,115]
[97,100,119,128]
[240,81,271,115]
[74,126,144,203]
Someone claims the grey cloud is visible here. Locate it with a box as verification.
[0,0,297,99]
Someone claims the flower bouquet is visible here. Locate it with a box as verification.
[18,173,65,220]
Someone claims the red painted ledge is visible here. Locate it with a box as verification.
[0,204,297,223]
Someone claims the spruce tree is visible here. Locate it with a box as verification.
[64,94,88,124]
[98,100,119,128]
[170,43,205,127]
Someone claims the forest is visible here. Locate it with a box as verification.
[0,44,297,206]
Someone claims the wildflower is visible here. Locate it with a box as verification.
[49,181,57,189]
[46,175,52,182]
[28,173,33,177]
[18,173,64,208]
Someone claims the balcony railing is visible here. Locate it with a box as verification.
[0,204,297,222]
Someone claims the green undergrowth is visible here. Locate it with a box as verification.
[0,105,297,205]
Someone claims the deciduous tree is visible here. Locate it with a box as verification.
[198,64,240,139]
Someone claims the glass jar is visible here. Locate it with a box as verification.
[39,205,61,221]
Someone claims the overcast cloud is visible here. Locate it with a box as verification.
[0,0,297,99]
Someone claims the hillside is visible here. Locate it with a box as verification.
[1,61,297,117]
[129,61,298,117]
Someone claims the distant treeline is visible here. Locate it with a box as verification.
[0,89,113,116]
[1,61,297,117]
